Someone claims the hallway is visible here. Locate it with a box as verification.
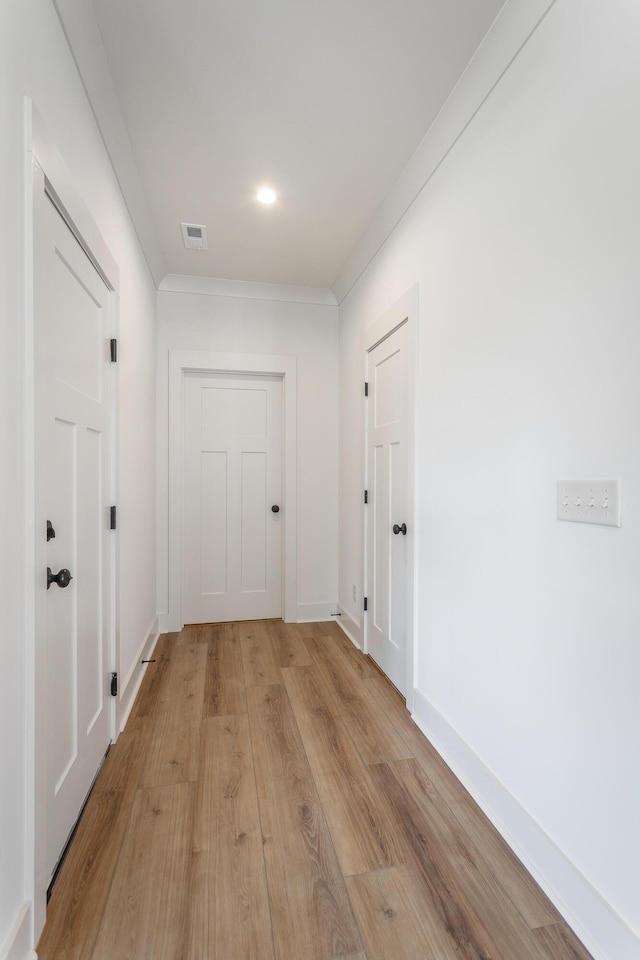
[37,621,593,960]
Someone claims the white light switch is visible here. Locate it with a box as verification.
[557,479,620,527]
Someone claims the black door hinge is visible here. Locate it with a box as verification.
[364,381,369,397]
[110,672,118,697]
[110,338,118,362]
[364,597,368,612]
[110,505,117,530]
[364,490,368,504]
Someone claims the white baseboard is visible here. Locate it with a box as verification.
[157,610,176,634]
[117,615,159,732]
[335,604,363,649]
[295,601,338,623]
[160,604,341,629]
[411,689,640,960]
[0,902,35,960]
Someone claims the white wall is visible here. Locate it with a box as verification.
[0,0,157,953]
[156,289,339,626]
[337,2,640,958]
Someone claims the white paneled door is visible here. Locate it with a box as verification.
[366,321,410,696]
[183,372,283,623]
[34,188,113,884]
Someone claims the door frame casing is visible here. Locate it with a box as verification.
[24,99,120,942]
[362,285,418,711]
[165,349,297,631]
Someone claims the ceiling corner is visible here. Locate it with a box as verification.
[52,0,166,287]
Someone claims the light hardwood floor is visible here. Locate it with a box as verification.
[38,621,594,960]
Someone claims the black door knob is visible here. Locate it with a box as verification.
[47,567,73,590]
[271,505,280,513]
[392,523,407,536]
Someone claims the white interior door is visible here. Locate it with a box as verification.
[34,188,113,883]
[366,321,410,695]
[183,372,283,623]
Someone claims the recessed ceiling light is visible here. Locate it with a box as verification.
[256,187,277,205]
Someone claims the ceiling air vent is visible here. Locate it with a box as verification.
[181,222,208,250]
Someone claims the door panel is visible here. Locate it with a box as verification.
[184,373,283,623]
[48,419,78,795]
[241,451,268,592]
[366,322,409,695]
[35,190,113,883]
[372,442,387,635]
[200,450,228,594]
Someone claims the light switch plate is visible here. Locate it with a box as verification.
[557,479,620,527]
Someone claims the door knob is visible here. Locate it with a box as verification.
[392,523,407,536]
[47,567,73,590]
[47,520,56,541]
[271,505,280,513]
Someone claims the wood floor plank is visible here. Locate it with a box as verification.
[37,718,152,960]
[181,622,223,644]
[186,716,274,960]
[204,654,247,716]
[294,621,337,639]
[371,759,554,960]
[247,684,361,960]
[306,633,371,688]
[38,620,591,960]
[282,666,409,876]
[534,923,596,960]
[332,628,378,680]
[139,642,207,788]
[91,781,194,960]
[346,864,461,960]
[240,621,282,686]
[267,620,313,667]
[305,636,412,765]
[201,620,240,655]
[128,633,174,723]
[204,624,247,716]
[362,677,561,929]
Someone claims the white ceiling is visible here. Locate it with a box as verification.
[90,0,505,289]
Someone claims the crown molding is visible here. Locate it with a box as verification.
[159,273,337,306]
[52,0,166,286]
[332,0,557,305]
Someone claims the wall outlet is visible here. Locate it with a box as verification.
[557,479,620,527]
[352,584,357,602]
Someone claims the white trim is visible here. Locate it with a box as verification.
[295,602,337,623]
[335,605,363,650]
[117,616,159,733]
[22,96,37,957]
[333,0,557,304]
[0,903,35,960]
[362,286,418,712]
[164,350,297,632]
[29,110,119,289]
[159,273,337,306]
[411,688,640,960]
[25,100,121,944]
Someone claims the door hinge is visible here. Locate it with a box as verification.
[110,672,118,697]
[364,381,369,397]
[364,597,368,612]
[110,505,117,530]
[364,490,368,504]
[110,338,118,363]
